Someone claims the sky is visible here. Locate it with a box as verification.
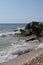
[0,0,43,23]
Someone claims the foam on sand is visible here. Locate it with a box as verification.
[0,48,43,65]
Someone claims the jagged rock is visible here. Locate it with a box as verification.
[20,21,43,42]
[32,21,39,25]
[20,29,26,36]
[25,21,39,30]
[32,26,42,36]
[25,22,31,30]
[20,29,33,36]
[38,22,43,29]
[39,36,43,42]
[25,31,33,36]
[39,31,43,36]
[25,35,37,41]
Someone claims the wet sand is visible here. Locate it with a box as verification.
[28,54,43,65]
[0,49,43,65]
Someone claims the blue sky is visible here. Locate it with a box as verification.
[0,0,43,23]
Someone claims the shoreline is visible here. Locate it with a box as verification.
[0,48,43,65]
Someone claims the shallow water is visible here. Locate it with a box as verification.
[0,24,43,63]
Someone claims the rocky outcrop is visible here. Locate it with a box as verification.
[32,26,42,36]
[25,35,37,42]
[20,21,43,42]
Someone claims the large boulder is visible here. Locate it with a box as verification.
[25,21,39,30]
[39,36,43,42]
[20,29,25,34]
[25,35,37,41]
[38,22,43,29]
[25,21,43,36]
[20,21,43,42]
[32,26,42,36]
[25,22,31,30]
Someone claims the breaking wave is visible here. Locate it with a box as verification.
[0,40,41,63]
[35,43,43,49]
[0,25,43,63]
[0,31,21,37]
[0,27,25,37]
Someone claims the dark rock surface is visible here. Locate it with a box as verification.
[20,21,43,42]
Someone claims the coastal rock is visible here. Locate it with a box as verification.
[39,36,43,42]
[20,21,43,42]
[32,26,42,36]
[25,22,31,30]
[39,31,43,36]
[25,21,39,30]
[25,35,37,41]
[20,29,25,35]
[38,22,43,29]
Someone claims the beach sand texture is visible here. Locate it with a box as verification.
[0,49,43,65]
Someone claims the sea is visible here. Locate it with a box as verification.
[0,23,43,63]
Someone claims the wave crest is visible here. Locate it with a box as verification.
[0,30,21,37]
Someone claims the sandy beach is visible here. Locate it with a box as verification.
[0,48,43,65]
[0,0,43,64]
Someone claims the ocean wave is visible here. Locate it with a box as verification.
[0,30,21,37]
[0,40,29,62]
[0,26,25,37]
[0,40,40,63]
[17,27,25,30]
[0,46,18,63]
[35,43,43,49]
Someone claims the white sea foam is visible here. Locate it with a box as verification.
[0,30,21,37]
[0,46,18,63]
[0,41,29,62]
[0,24,26,63]
[17,27,25,30]
[35,43,43,49]
[0,26,25,37]
[0,40,41,63]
